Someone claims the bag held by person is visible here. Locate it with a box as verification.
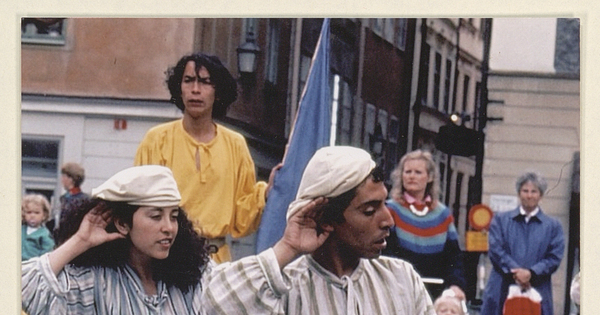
[502,284,542,315]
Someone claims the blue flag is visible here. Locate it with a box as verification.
[256,19,331,253]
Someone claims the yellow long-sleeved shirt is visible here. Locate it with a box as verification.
[134,120,267,262]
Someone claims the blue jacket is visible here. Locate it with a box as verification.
[481,208,565,315]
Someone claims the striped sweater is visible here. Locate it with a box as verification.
[383,198,465,297]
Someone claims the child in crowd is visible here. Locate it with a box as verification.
[21,194,55,261]
[434,294,465,315]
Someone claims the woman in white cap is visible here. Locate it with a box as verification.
[22,165,211,314]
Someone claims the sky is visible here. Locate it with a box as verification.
[490,18,558,72]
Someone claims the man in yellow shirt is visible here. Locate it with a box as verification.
[135,53,277,263]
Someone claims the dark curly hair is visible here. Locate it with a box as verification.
[54,198,211,293]
[166,52,238,119]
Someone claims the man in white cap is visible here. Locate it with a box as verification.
[202,146,435,314]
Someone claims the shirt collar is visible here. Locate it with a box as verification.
[519,206,540,222]
[402,192,432,205]
[67,187,82,196]
[305,254,365,286]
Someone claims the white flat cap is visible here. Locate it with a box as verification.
[286,146,375,220]
[91,165,181,208]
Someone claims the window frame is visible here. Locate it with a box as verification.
[21,18,67,46]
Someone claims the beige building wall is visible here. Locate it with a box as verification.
[409,19,486,248]
[483,71,580,314]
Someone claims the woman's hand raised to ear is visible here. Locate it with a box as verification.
[273,197,331,270]
[73,203,126,249]
[48,203,126,276]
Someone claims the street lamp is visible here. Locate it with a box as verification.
[450,111,471,126]
[236,37,260,75]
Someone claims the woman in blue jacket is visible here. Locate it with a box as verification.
[481,171,565,315]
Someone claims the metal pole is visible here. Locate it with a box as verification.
[472,18,493,206]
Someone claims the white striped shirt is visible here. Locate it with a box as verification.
[202,249,436,315]
[22,254,205,315]
[23,249,435,314]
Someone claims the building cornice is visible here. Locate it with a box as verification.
[21,93,182,120]
[489,70,580,80]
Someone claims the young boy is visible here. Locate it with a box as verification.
[21,194,55,261]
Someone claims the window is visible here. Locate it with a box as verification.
[386,116,400,179]
[462,75,470,113]
[377,110,388,140]
[22,138,59,179]
[21,18,66,45]
[352,99,364,146]
[454,172,464,222]
[363,103,377,149]
[373,19,384,36]
[333,75,354,146]
[21,137,61,210]
[331,75,340,145]
[438,154,447,203]
[444,59,452,113]
[266,19,280,84]
[298,55,312,101]
[433,52,442,108]
[420,43,430,106]
[474,81,482,129]
[395,19,408,50]
[444,169,453,205]
[384,19,395,43]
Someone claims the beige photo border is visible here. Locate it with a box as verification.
[3,1,598,314]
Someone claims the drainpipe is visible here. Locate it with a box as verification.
[411,18,428,150]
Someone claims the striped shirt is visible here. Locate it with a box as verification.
[202,248,435,315]
[22,254,205,315]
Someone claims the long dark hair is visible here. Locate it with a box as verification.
[166,52,238,118]
[54,198,211,293]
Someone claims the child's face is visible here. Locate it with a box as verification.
[23,203,46,228]
[435,301,462,315]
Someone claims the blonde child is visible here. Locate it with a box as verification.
[21,194,55,260]
[434,294,464,315]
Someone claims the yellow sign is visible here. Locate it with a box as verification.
[468,204,493,231]
[465,231,488,252]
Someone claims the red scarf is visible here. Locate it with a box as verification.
[399,192,433,216]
